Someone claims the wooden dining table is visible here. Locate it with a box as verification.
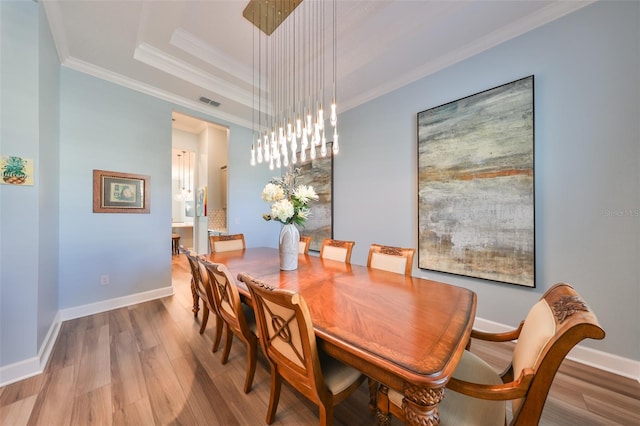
[205,247,477,426]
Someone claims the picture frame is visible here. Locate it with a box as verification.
[417,76,535,287]
[196,186,207,217]
[93,169,150,213]
[297,142,333,252]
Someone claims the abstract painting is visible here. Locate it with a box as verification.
[417,76,535,287]
[297,143,333,252]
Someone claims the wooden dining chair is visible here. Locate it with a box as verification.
[201,260,258,393]
[299,235,312,254]
[209,233,245,253]
[238,272,366,426]
[375,283,605,426]
[366,243,415,276]
[319,238,355,263]
[183,251,224,351]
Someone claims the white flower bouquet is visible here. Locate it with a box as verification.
[262,168,318,226]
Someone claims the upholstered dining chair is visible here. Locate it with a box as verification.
[299,235,312,254]
[238,272,366,426]
[209,233,246,253]
[183,250,224,351]
[375,283,605,426]
[319,238,355,263]
[366,243,415,276]
[201,260,259,393]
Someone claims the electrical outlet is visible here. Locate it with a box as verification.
[100,274,110,285]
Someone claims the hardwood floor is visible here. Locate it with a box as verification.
[1,255,638,425]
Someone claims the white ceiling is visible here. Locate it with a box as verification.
[42,0,593,131]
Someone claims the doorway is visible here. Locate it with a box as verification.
[171,111,229,254]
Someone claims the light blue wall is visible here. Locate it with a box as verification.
[57,70,278,309]
[1,0,40,367]
[58,69,174,308]
[37,1,60,354]
[338,1,639,360]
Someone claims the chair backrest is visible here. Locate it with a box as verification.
[299,236,312,254]
[201,260,254,338]
[509,283,605,424]
[366,243,415,276]
[184,250,215,311]
[238,273,328,403]
[209,233,245,253]
[319,238,355,263]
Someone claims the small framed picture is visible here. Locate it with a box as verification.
[93,169,150,213]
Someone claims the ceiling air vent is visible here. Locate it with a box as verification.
[199,96,221,107]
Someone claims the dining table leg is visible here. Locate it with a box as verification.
[402,383,445,426]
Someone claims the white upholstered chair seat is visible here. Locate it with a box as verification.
[319,351,366,395]
[388,350,506,426]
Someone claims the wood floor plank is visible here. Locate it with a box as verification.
[108,306,134,335]
[148,299,191,361]
[0,394,37,426]
[0,374,46,408]
[27,365,76,426]
[129,303,161,352]
[70,384,112,426]
[110,329,148,410]
[139,345,198,425]
[583,391,640,425]
[46,316,87,372]
[112,397,156,426]
[171,352,243,426]
[75,324,110,396]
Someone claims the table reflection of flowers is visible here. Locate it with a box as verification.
[261,168,318,226]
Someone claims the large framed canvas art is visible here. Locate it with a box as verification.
[417,76,535,287]
[297,142,333,252]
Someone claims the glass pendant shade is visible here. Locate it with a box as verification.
[248,0,339,167]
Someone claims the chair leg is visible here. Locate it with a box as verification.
[318,403,333,426]
[199,306,209,334]
[368,377,379,413]
[212,314,224,352]
[243,338,258,394]
[266,369,282,425]
[191,282,199,317]
[220,327,233,364]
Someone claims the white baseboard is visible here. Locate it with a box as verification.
[59,286,174,321]
[0,312,61,387]
[473,317,640,382]
[0,286,174,387]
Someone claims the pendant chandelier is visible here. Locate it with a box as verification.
[244,0,339,169]
[175,150,193,201]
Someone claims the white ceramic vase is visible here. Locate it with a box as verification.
[279,223,299,271]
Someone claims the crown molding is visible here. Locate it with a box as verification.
[170,28,260,91]
[62,56,252,129]
[133,43,254,109]
[41,0,70,63]
[342,0,595,113]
